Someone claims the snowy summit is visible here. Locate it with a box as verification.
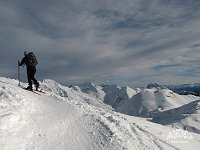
[1,76,200,150]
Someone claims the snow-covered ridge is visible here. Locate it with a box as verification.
[42,79,68,97]
[167,83,200,96]
[152,100,200,134]
[40,79,200,134]
[71,81,200,134]
[1,77,200,150]
[73,81,198,115]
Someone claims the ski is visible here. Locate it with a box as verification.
[21,85,47,95]
[0,80,47,95]
[35,89,46,94]
[34,85,46,94]
[22,87,41,95]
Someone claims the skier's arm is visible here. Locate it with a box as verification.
[19,57,26,66]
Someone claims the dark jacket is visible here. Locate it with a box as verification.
[19,56,36,69]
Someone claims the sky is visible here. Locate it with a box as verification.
[0,0,200,87]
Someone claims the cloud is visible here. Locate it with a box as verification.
[1,0,200,86]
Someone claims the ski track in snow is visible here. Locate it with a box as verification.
[1,77,200,150]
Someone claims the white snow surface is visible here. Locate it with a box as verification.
[1,77,200,150]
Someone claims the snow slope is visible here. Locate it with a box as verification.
[76,83,198,117]
[115,88,198,117]
[75,82,200,135]
[152,100,200,134]
[1,77,200,150]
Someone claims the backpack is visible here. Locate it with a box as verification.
[27,52,38,66]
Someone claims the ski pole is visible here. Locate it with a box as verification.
[18,60,20,86]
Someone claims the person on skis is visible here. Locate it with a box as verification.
[18,51,39,91]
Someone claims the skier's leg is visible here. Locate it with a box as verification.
[27,68,33,90]
[31,68,39,90]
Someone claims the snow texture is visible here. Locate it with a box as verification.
[1,77,200,150]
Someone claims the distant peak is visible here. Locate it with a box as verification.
[78,82,98,93]
[79,82,95,87]
[147,83,166,89]
[42,79,57,83]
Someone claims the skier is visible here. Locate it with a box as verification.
[18,51,39,91]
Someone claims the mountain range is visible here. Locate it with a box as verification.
[0,76,200,150]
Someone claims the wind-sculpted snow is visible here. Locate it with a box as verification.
[90,84,198,118]
[1,77,200,150]
[152,100,200,134]
[41,79,68,97]
[72,81,200,135]
[115,89,198,117]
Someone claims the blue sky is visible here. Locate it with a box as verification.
[1,0,200,86]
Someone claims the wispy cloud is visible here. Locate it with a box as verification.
[0,0,200,86]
